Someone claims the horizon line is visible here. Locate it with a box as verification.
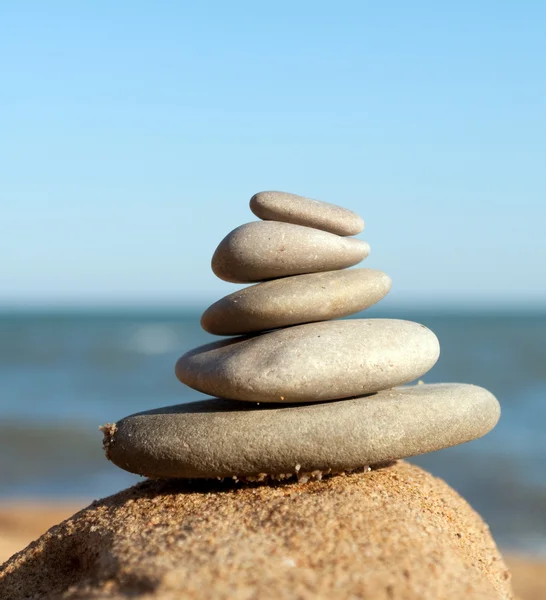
[1,302,545,316]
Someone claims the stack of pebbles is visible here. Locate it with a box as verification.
[104,192,500,482]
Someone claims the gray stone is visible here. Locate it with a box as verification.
[250,190,365,236]
[211,221,369,283]
[176,319,440,402]
[103,383,500,479]
[201,269,392,335]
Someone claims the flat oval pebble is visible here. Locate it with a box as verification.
[201,269,392,335]
[211,221,369,283]
[250,190,365,236]
[103,383,500,479]
[176,319,440,402]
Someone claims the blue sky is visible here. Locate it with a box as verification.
[1,2,545,308]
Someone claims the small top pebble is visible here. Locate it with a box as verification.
[250,191,364,236]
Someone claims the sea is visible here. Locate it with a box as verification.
[1,307,545,556]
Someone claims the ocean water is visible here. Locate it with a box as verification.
[0,307,545,556]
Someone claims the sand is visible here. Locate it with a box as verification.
[504,555,546,600]
[0,502,85,567]
[0,463,543,599]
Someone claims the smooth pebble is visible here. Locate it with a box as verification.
[105,383,500,479]
[176,319,440,403]
[250,190,364,236]
[201,269,392,335]
[211,221,369,283]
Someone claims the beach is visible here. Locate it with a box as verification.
[2,310,545,554]
[1,494,544,598]
[1,311,545,597]
[3,1,545,596]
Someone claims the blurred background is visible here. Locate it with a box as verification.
[1,0,545,561]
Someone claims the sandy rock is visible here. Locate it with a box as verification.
[201,268,392,335]
[211,221,369,283]
[176,319,440,403]
[104,384,500,480]
[0,462,514,599]
[250,190,364,236]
